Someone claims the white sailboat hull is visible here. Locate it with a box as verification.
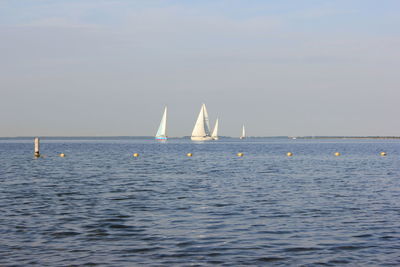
[191,104,213,141]
[191,136,213,141]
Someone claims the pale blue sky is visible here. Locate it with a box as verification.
[1,0,399,136]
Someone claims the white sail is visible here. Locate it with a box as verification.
[203,104,211,135]
[240,125,246,139]
[191,104,207,137]
[211,118,219,140]
[155,106,167,139]
[191,104,212,141]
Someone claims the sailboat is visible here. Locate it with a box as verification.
[191,104,213,141]
[211,118,219,140]
[240,125,246,139]
[155,106,167,140]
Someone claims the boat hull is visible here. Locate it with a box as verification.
[155,137,167,140]
[191,136,213,141]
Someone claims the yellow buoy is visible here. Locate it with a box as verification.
[133,153,139,157]
[59,153,66,157]
[380,152,387,156]
[187,153,193,157]
[334,152,341,156]
[237,152,244,157]
[287,152,293,157]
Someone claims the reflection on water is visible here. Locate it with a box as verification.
[0,138,399,266]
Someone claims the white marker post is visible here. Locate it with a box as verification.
[34,137,40,157]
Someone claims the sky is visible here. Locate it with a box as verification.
[1,0,399,137]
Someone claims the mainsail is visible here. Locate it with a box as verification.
[240,125,246,139]
[211,118,219,140]
[155,106,167,140]
[191,104,212,141]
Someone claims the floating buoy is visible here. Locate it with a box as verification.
[187,153,193,157]
[334,152,341,156]
[287,152,293,157]
[59,153,66,157]
[237,152,244,157]
[133,153,139,157]
[380,152,387,156]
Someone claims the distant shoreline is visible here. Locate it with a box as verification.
[0,136,399,140]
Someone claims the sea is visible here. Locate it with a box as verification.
[0,137,399,266]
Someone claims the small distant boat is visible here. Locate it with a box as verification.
[191,104,213,141]
[155,106,167,140]
[240,125,246,139]
[211,118,219,140]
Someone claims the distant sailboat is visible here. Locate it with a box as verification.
[240,125,246,139]
[211,118,219,140]
[191,104,213,141]
[155,106,167,140]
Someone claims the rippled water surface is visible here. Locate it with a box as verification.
[1,138,400,266]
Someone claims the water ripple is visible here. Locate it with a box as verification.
[0,138,399,266]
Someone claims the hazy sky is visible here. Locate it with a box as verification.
[1,0,399,137]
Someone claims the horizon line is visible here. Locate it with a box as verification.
[1,135,400,139]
